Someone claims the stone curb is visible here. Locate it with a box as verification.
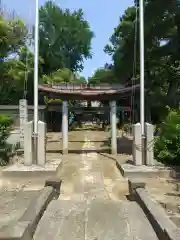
[128,179,180,240]
[128,178,146,200]
[1,160,62,179]
[45,177,62,195]
[2,170,58,179]
[120,163,171,178]
[0,185,59,239]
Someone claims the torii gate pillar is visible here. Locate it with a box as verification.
[110,101,117,155]
[62,101,68,154]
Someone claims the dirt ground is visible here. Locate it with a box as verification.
[144,178,180,227]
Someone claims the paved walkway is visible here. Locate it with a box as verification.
[57,130,127,201]
[34,131,159,239]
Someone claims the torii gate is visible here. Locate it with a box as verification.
[38,83,140,155]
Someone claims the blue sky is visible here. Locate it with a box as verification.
[5,0,134,78]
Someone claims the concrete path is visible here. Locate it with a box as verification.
[34,131,159,239]
[34,200,159,240]
[57,130,128,201]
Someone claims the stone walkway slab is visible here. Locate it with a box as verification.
[34,200,86,240]
[34,199,159,240]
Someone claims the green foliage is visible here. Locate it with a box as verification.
[122,123,132,134]
[0,2,91,105]
[74,74,87,84]
[0,13,29,104]
[104,6,137,83]
[103,0,180,123]
[0,115,13,145]
[41,68,75,84]
[39,1,94,74]
[88,67,118,85]
[0,115,13,165]
[154,109,180,165]
[41,68,87,87]
[0,16,27,59]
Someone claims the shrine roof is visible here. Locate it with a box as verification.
[38,83,140,100]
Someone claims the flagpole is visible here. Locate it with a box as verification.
[34,0,39,163]
[34,0,39,136]
[139,0,146,164]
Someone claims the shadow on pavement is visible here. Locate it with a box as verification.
[117,136,133,155]
[69,140,106,143]
[46,148,110,154]
[101,136,133,155]
[72,127,105,131]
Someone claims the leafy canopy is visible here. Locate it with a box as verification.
[39,1,94,74]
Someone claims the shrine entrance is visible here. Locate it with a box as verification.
[39,83,140,155]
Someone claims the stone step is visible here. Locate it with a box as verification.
[33,199,159,240]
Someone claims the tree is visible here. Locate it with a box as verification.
[104,7,137,84]
[88,67,117,85]
[41,68,87,85]
[74,74,87,84]
[0,16,27,60]
[41,68,75,84]
[104,0,180,123]
[0,14,28,104]
[154,108,180,165]
[6,46,44,104]
[0,2,92,105]
[39,1,94,75]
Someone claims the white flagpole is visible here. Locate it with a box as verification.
[33,0,39,163]
[34,0,39,135]
[139,0,146,164]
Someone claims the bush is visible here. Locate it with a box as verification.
[122,123,132,134]
[0,115,13,165]
[154,109,180,165]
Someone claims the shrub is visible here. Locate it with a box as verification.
[0,115,13,165]
[154,109,180,165]
[122,123,132,135]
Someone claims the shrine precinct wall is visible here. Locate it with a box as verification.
[0,105,46,129]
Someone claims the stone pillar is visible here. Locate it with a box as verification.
[62,101,68,154]
[132,123,142,165]
[41,109,45,122]
[145,123,154,165]
[24,121,33,166]
[110,101,117,155]
[38,121,46,166]
[19,99,28,148]
[109,103,112,138]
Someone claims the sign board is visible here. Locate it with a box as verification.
[19,99,28,147]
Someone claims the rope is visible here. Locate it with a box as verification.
[133,139,155,151]
[130,1,138,128]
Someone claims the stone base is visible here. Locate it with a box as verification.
[2,159,62,178]
[62,148,68,155]
[120,163,171,178]
[45,177,62,195]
